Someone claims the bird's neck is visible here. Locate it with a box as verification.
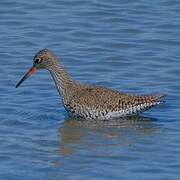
[48,61,74,100]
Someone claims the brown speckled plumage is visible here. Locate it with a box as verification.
[16,49,166,120]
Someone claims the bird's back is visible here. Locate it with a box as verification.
[64,83,165,120]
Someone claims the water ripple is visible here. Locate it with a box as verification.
[0,0,180,179]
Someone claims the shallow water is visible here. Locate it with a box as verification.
[1,0,180,179]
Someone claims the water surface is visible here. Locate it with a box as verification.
[0,0,180,179]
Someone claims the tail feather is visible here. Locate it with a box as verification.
[148,93,166,104]
[131,93,166,114]
[151,93,166,100]
[139,93,166,102]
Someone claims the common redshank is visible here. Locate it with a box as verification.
[16,49,165,120]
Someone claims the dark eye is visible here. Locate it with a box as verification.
[35,58,41,63]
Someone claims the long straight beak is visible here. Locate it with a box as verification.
[16,66,37,88]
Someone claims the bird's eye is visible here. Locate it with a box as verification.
[35,58,41,63]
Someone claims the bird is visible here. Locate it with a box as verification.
[16,49,166,120]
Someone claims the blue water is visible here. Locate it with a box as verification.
[1,0,180,179]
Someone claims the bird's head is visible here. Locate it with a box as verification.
[33,48,57,69]
[16,48,57,88]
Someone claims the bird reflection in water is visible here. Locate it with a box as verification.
[58,116,161,156]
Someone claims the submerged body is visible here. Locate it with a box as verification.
[16,49,165,120]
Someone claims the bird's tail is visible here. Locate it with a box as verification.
[131,93,166,114]
[147,93,167,104]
